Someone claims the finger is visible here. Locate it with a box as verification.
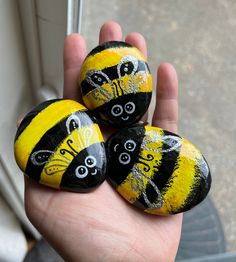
[24,176,60,233]
[125,32,148,122]
[63,33,87,102]
[152,63,178,133]
[125,32,147,58]
[99,20,122,44]
[16,119,22,128]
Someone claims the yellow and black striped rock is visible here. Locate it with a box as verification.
[14,99,107,192]
[79,41,152,127]
[106,125,211,215]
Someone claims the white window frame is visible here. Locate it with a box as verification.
[17,0,83,101]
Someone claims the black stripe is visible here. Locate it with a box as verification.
[133,130,181,210]
[106,126,145,187]
[15,99,61,141]
[174,155,212,214]
[81,61,150,96]
[87,41,132,57]
[60,143,107,192]
[25,110,93,181]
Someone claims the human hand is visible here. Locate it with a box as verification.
[24,21,182,262]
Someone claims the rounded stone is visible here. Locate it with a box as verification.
[14,99,107,192]
[106,125,211,215]
[79,41,152,128]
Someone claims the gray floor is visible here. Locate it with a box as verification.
[81,0,236,252]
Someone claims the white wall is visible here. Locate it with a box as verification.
[0,0,37,236]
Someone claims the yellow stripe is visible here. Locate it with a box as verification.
[83,74,152,109]
[117,126,163,203]
[39,124,104,188]
[146,138,201,215]
[14,100,86,172]
[79,47,146,84]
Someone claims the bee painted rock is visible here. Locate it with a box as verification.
[106,125,211,215]
[14,99,107,192]
[79,41,152,127]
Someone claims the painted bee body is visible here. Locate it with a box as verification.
[79,41,152,127]
[106,125,211,215]
[14,99,107,192]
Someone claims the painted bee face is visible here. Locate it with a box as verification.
[106,127,141,180]
[14,99,107,192]
[106,125,211,215]
[79,41,152,127]
[96,94,150,126]
[112,138,138,168]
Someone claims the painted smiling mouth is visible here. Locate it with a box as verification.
[121,116,129,121]
[91,169,97,175]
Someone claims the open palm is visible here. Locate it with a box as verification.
[24,21,182,262]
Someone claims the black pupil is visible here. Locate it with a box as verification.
[91,74,107,85]
[114,106,121,114]
[127,143,133,150]
[120,62,134,76]
[87,158,94,165]
[70,120,78,131]
[122,154,129,161]
[79,167,86,174]
[125,104,133,111]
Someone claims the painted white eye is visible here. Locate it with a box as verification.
[124,140,136,152]
[124,102,135,114]
[75,165,88,178]
[111,104,123,117]
[85,156,97,168]
[119,152,131,165]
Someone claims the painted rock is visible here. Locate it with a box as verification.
[79,41,152,127]
[106,125,211,215]
[14,99,107,192]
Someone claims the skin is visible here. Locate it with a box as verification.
[24,21,182,262]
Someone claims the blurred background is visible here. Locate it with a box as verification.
[0,0,235,261]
